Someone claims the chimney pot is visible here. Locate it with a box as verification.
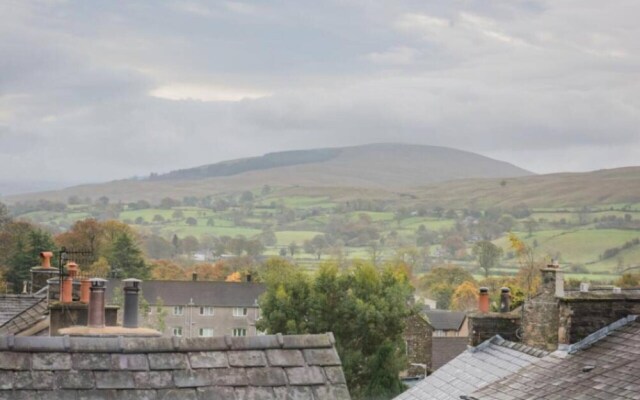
[88,278,108,328]
[80,278,91,304]
[122,278,142,329]
[39,252,54,269]
[478,287,490,313]
[60,262,78,303]
[500,287,511,313]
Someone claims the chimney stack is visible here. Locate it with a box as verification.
[500,287,511,313]
[478,287,490,313]
[88,278,108,328]
[122,278,142,329]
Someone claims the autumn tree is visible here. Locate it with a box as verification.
[451,281,479,311]
[150,260,186,280]
[509,233,542,298]
[416,265,475,309]
[472,240,503,278]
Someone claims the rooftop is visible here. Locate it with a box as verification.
[423,310,467,331]
[106,280,266,307]
[470,316,640,399]
[394,336,548,400]
[0,332,350,399]
[0,294,45,326]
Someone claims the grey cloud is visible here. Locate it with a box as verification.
[0,0,639,185]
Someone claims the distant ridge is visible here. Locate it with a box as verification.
[149,143,532,183]
[4,143,533,203]
[153,148,341,180]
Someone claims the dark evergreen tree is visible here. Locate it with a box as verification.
[107,233,150,279]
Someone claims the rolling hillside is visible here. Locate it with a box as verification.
[3,143,532,203]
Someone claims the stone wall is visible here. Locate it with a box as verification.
[558,293,640,345]
[403,314,432,377]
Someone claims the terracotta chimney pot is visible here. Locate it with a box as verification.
[40,251,54,269]
[80,278,91,304]
[478,287,490,313]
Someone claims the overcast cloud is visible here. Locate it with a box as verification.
[1,0,639,190]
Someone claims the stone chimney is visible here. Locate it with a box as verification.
[469,287,521,346]
[500,287,511,313]
[522,263,564,351]
[122,278,141,329]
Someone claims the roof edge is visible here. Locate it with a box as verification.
[0,332,337,353]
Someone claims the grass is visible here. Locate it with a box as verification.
[275,231,323,245]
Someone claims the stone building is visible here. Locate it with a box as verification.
[107,280,266,338]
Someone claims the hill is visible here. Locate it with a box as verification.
[3,143,531,203]
[409,166,640,208]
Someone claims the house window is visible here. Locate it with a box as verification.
[172,327,183,337]
[233,328,247,337]
[434,330,445,337]
[233,307,248,317]
[199,306,214,316]
[199,328,214,337]
[173,306,184,316]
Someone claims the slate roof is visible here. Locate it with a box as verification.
[0,296,48,336]
[106,280,266,307]
[423,310,467,331]
[0,332,350,399]
[470,316,640,400]
[0,294,44,326]
[431,337,469,371]
[394,336,548,400]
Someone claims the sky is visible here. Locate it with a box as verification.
[1,0,639,193]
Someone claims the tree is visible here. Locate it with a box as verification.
[3,226,55,293]
[257,261,412,399]
[240,190,255,203]
[152,214,165,223]
[416,265,475,309]
[107,233,150,279]
[523,218,538,237]
[472,241,503,278]
[259,228,277,246]
[509,233,541,298]
[288,242,298,257]
[451,281,479,311]
[185,217,197,226]
[172,210,184,220]
[0,202,10,229]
